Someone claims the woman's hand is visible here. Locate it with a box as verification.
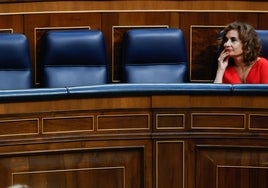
[217,49,230,71]
[214,49,229,83]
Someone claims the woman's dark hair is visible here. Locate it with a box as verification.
[219,21,261,65]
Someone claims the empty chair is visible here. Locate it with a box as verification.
[0,33,32,89]
[256,30,268,59]
[39,29,109,88]
[121,28,188,83]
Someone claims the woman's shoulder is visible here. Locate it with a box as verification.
[255,57,268,66]
[257,57,268,63]
[253,57,268,70]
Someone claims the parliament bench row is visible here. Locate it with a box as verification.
[0,28,188,89]
[1,28,268,90]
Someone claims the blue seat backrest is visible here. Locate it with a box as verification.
[40,29,109,88]
[256,30,268,59]
[0,33,32,89]
[121,28,188,83]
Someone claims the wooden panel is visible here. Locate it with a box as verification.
[196,146,268,188]
[97,113,150,131]
[152,95,268,109]
[156,141,184,188]
[0,0,257,2]
[13,167,124,188]
[0,144,147,188]
[259,13,268,30]
[42,115,94,134]
[116,12,179,26]
[249,114,268,130]
[0,97,151,115]
[190,25,224,82]
[0,15,23,33]
[0,93,268,188]
[1,1,268,14]
[0,118,39,137]
[191,113,245,129]
[155,113,185,130]
[217,166,268,188]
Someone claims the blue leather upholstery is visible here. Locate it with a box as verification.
[0,88,68,101]
[121,28,188,83]
[232,84,268,94]
[40,29,109,88]
[0,33,32,89]
[256,30,268,59]
[0,83,268,101]
[67,83,232,96]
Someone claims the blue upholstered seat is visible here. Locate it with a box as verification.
[0,33,32,89]
[121,28,189,83]
[39,29,109,88]
[256,30,268,59]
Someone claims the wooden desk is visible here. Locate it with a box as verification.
[0,87,268,188]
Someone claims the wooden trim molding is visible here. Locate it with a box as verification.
[1,1,268,15]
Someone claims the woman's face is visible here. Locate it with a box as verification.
[223,29,243,58]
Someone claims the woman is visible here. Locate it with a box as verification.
[214,21,268,84]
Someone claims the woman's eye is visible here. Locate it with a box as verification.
[231,37,238,42]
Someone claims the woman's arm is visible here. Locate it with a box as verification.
[214,69,225,83]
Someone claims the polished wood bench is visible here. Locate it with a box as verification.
[1,83,268,188]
